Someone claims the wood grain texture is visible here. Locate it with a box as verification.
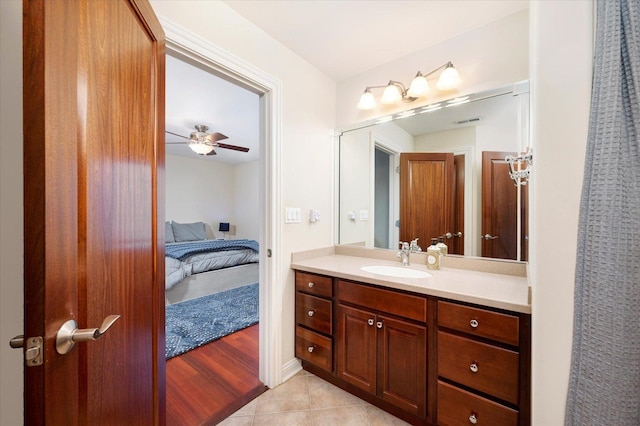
[400,152,454,247]
[438,301,520,347]
[23,0,165,423]
[166,324,266,425]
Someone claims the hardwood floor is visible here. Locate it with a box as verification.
[166,324,267,425]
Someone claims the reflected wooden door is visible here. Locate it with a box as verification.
[23,0,165,423]
[481,151,520,260]
[400,153,454,250]
[449,154,465,255]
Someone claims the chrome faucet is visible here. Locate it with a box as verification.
[397,241,411,266]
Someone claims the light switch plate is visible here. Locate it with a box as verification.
[285,207,301,223]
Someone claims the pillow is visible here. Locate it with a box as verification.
[165,221,175,243]
[171,221,206,242]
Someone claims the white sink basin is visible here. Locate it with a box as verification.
[361,265,432,279]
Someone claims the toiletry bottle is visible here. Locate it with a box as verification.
[426,238,441,270]
[436,236,448,256]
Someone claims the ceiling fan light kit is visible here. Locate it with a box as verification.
[357,61,461,110]
[165,124,250,156]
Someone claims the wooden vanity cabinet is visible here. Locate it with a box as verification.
[294,271,334,372]
[293,270,531,426]
[436,300,531,426]
[336,280,428,419]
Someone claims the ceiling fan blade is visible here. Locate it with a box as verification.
[165,130,189,140]
[209,132,228,142]
[216,142,250,152]
[205,149,217,156]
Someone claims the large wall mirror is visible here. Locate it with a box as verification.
[338,82,530,261]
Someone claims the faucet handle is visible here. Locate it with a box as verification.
[399,241,409,250]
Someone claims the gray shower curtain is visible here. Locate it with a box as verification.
[565,0,640,424]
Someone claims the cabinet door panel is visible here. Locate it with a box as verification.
[336,304,377,394]
[378,315,427,418]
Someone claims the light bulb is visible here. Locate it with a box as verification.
[407,72,430,98]
[357,90,377,110]
[381,83,402,104]
[436,63,461,91]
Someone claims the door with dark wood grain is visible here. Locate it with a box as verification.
[22,0,165,423]
[400,153,454,250]
[481,151,521,260]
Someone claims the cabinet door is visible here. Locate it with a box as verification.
[336,304,377,394]
[377,315,427,418]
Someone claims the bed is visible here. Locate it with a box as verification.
[164,221,259,304]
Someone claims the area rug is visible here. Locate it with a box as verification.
[165,283,258,359]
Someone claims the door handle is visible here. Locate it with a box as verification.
[56,315,120,355]
[444,231,463,239]
[482,233,499,240]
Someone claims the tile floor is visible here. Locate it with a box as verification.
[219,370,411,425]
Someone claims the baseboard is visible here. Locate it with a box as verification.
[281,357,302,383]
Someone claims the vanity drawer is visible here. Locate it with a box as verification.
[296,292,332,335]
[438,331,519,405]
[438,301,520,346]
[296,271,333,298]
[296,326,332,372]
[437,380,518,426]
[338,280,427,323]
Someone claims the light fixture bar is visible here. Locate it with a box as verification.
[357,61,461,110]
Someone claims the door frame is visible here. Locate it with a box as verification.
[371,133,399,250]
[160,18,282,388]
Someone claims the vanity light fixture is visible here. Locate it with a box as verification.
[505,148,533,186]
[357,62,461,110]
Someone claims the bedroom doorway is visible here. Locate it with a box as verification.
[163,25,281,422]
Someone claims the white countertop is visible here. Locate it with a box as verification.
[291,251,531,314]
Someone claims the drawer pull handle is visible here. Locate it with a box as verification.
[307,310,315,317]
[368,319,374,326]
[308,282,314,288]
[469,413,478,424]
[469,362,479,373]
[307,345,315,353]
[470,319,479,328]
[376,321,383,329]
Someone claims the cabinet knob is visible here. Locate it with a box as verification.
[308,282,314,288]
[469,413,478,424]
[376,321,383,329]
[469,362,479,373]
[307,345,315,353]
[470,319,479,328]
[368,319,374,326]
[307,310,315,317]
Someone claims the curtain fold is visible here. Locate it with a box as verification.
[566,0,640,424]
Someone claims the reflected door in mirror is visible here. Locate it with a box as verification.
[400,153,454,249]
[482,151,527,260]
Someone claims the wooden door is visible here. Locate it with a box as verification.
[400,153,454,249]
[449,154,465,255]
[481,151,520,260]
[23,0,165,423]
[336,304,377,394]
[377,315,427,418]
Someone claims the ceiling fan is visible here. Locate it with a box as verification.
[165,124,250,156]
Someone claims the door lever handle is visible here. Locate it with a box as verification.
[56,315,120,355]
[482,233,499,240]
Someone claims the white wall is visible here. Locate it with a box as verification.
[0,1,23,424]
[530,1,593,424]
[166,155,260,241]
[336,10,529,127]
[234,161,260,240]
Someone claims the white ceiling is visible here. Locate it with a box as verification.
[165,1,529,163]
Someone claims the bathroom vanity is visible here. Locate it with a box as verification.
[292,246,530,426]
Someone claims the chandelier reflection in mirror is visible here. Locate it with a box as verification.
[357,62,461,110]
[505,149,533,186]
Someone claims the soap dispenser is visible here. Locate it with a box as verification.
[436,236,448,256]
[426,238,441,270]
